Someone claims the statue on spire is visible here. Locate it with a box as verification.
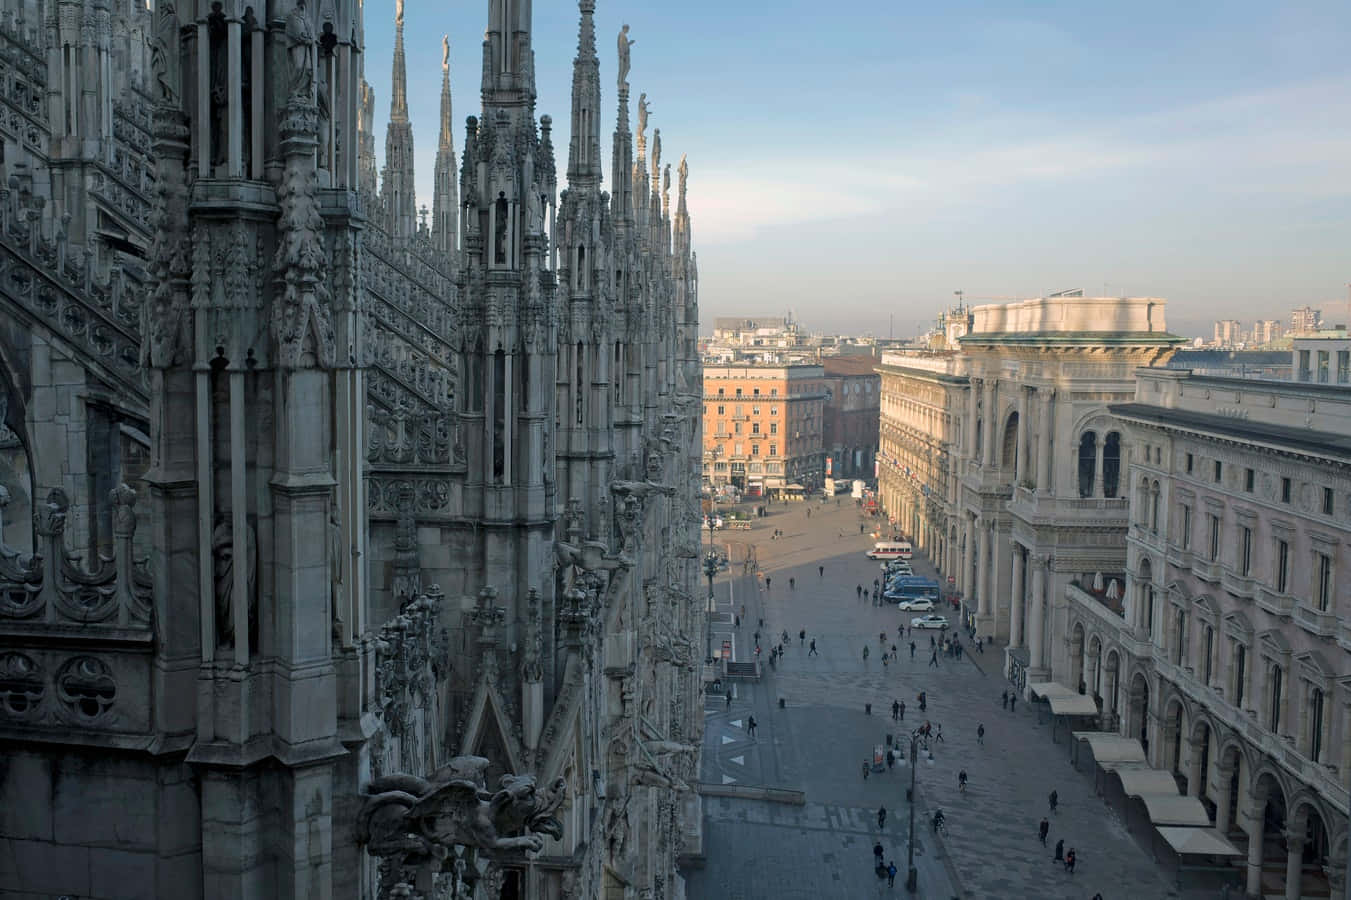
[395,0,405,28]
[617,25,633,89]
[678,155,688,197]
[637,93,649,144]
[663,164,671,197]
[651,128,662,179]
[442,33,449,70]
[285,0,316,101]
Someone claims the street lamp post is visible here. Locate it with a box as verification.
[703,515,718,662]
[906,733,919,892]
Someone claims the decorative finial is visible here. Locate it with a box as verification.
[395,0,404,28]
[617,24,633,90]
[442,34,449,71]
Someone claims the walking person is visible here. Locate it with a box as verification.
[910,641,916,659]
[857,584,863,599]
[1049,789,1058,814]
[977,723,985,745]
[809,639,818,656]
[1010,692,1017,711]
[863,760,871,780]
[818,565,824,578]
[765,576,771,590]
[1052,838,1064,862]
[863,646,870,661]
[1001,690,1008,709]
[898,700,905,720]
[934,723,945,743]
[790,577,796,590]
[747,715,757,739]
[1039,818,1050,846]
[799,628,806,645]
[886,861,897,887]
[929,649,939,667]
[725,689,733,710]
[957,769,967,793]
[892,700,900,721]
[1064,847,1076,873]
[877,806,887,829]
[873,840,884,865]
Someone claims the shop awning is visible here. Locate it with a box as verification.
[1046,693,1099,716]
[1028,681,1078,700]
[1071,732,1148,767]
[1114,766,1183,797]
[1139,794,1212,827]
[1156,826,1244,857]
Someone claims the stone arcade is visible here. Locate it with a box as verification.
[0,0,703,898]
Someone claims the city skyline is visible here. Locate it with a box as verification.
[368,0,1351,341]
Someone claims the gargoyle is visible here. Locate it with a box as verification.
[357,756,569,872]
[610,479,676,499]
[644,739,697,756]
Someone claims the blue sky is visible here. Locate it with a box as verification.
[365,1,1351,339]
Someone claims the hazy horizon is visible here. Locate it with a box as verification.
[368,1,1351,345]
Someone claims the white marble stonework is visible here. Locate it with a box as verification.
[0,1,703,898]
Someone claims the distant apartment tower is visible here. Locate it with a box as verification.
[1291,305,1322,334]
[1213,319,1242,345]
[702,364,828,496]
[1253,319,1283,344]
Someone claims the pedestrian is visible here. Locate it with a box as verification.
[1053,838,1064,862]
[857,584,863,598]
[863,646,870,661]
[818,565,824,578]
[725,689,733,710]
[1039,818,1049,845]
[882,655,889,670]
[886,749,895,770]
[892,700,900,721]
[863,760,870,780]
[910,641,916,658]
[878,806,887,829]
[1001,690,1008,709]
[790,577,796,590]
[765,576,771,590]
[977,723,985,745]
[747,715,757,738]
[1010,693,1017,711]
[917,691,926,712]
[976,637,983,653]
[734,615,740,628]
[1049,789,1058,814]
[891,643,898,657]
[809,639,818,656]
[935,723,945,743]
[873,840,884,864]
[754,629,761,645]
[755,644,761,659]
[898,701,905,720]
[930,635,936,648]
[1064,848,1076,874]
[929,650,938,667]
[799,628,806,645]
[897,625,904,639]
[886,861,897,887]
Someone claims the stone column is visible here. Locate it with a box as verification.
[963,516,976,599]
[1213,763,1234,835]
[1037,389,1053,493]
[1244,799,1266,898]
[966,378,980,456]
[977,524,992,620]
[1093,433,1106,498]
[1028,556,1046,670]
[1015,388,1028,484]
[1284,830,1304,900]
[982,380,998,468]
[1010,546,1025,648]
[1186,735,1204,797]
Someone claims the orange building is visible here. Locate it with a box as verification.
[702,364,827,496]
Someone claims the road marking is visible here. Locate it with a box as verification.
[729,755,744,765]
[730,719,742,728]
[722,775,736,784]
[721,735,735,744]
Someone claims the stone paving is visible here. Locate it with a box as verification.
[688,497,1185,900]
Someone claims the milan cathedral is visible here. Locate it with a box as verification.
[0,0,704,897]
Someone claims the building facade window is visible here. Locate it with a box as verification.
[1208,515,1220,561]
[752,423,760,434]
[1322,487,1334,516]
[1314,551,1332,611]
[1309,687,1325,762]
[1268,664,1283,733]
[1173,608,1186,665]
[1233,643,1246,707]
[1185,452,1194,474]
[1213,460,1222,483]
[1180,505,1192,550]
[768,443,777,457]
[1281,477,1291,503]
[770,423,778,434]
[1202,626,1214,685]
[1244,468,1254,492]
[751,444,760,456]
[1276,539,1289,592]
[1240,526,1252,576]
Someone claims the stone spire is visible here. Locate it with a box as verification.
[358,79,378,202]
[433,34,459,259]
[567,0,602,185]
[382,0,417,241]
[611,27,634,228]
[482,0,536,113]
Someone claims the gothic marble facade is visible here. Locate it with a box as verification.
[0,0,703,898]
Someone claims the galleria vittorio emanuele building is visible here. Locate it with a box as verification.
[0,0,704,897]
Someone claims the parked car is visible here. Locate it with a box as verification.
[896,599,936,612]
[910,614,949,630]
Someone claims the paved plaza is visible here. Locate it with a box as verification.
[688,498,1185,900]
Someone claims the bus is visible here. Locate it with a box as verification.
[884,576,940,602]
[865,540,913,560]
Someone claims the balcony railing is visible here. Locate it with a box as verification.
[1256,586,1295,618]
[1293,603,1337,638]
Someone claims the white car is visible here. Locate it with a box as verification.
[910,614,949,630]
[896,599,935,612]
